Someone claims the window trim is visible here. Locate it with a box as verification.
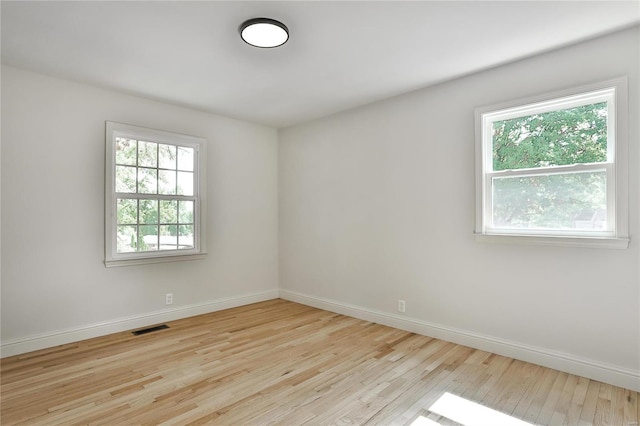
[105,121,207,267]
[474,78,629,249]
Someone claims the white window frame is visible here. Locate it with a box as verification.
[105,121,207,267]
[475,78,629,249]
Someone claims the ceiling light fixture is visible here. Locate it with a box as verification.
[239,18,289,48]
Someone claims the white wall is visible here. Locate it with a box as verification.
[279,27,640,390]
[1,66,279,353]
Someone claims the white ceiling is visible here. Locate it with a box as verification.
[2,1,638,128]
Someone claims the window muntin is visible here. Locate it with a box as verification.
[106,122,206,266]
[475,79,628,247]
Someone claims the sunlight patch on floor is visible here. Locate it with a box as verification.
[410,392,534,426]
[410,415,442,426]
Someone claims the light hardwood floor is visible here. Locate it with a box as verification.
[1,299,638,425]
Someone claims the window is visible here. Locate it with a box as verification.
[105,122,207,267]
[475,78,628,248]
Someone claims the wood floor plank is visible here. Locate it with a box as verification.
[625,388,639,426]
[563,375,589,424]
[1,300,637,425]
[611,384,628,426]
[594,383,614,425]
[579,379,601,426]
[548,373,579,425]
[509,362,551,420]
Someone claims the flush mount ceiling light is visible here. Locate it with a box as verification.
[240,18,289,48]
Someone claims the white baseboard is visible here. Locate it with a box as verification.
[279,289,640,392]
[4,288,637,392]
[1,289,279,358]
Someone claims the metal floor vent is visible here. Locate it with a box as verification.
[132,324,169,336]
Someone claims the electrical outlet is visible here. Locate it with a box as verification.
[165,293,173,305]
[398,299,406,313]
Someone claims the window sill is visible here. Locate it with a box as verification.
[105,253,207,268]
[474,233,629,249]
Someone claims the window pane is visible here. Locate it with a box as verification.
[159,225,178,251]
[115,166,137,193]
[492,102,608,171]
[139,199,158,224]
[158,170,176,195]
[160,200,178,224]
[117,225,137,253]
[160,224,178,236]
[117,199,137,224]
[178,147,194,171]
[158,144,177,169]
[177,171,194,196]
[178,225,194,249]
[492,171,607,231]
[179,200,194,224]
[138,168,157,194]
[139,225,158,251]
[115,138,137,165]
[138,141,157,167]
